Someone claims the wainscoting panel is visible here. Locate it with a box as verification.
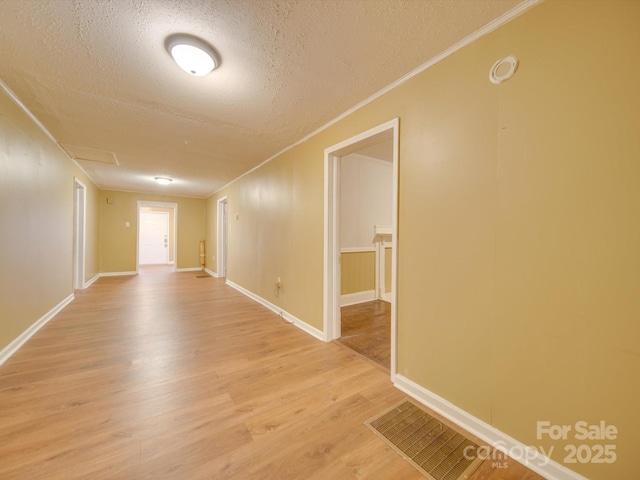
[341,250,375,295]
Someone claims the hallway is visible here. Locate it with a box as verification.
[0,271,541,479]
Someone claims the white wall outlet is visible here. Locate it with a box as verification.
[125,221,130,227]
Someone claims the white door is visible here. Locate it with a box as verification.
[139,212,169,265]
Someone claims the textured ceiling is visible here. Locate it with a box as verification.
[0,0,522,197]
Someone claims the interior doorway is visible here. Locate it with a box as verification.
[217,196,228,278]
[137,201,177,271]
[139,211,169,265]
[324,118,399,378]
[73,178,86,290]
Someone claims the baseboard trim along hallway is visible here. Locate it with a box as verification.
[226,279,325,342]
[394,375,588,480]
[0,293,74,367]
[0,271,545,479]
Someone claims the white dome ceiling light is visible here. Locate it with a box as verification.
[165,34,220,76]
[155,176,173,185]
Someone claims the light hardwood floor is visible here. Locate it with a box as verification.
[337,300,391,371]
[0,268,544,479]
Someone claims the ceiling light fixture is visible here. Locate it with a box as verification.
[155,176,172,185]
[165,34,220,76]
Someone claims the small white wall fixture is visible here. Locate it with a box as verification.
[324,118,399,379]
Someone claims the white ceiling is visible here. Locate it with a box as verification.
[0,0,522,198]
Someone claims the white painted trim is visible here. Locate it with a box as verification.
[318,0,541,135]
[217,196,228,278]
[374,225,392,236]
[84,273,100,288]
[73,178,87,290]
[374,241,380,301]
[204,268,219,278]
[345,152,393,167]
[340,290,376,307]
[99,271,138,277]
[227,280,325,342]
[378,240,393,301]
[340,247,376,253]
[324,118,399,381]
[0,294,74,367]
[105,188,205,200]
[209,0,540,198]
[175,267,202,272]
[0,80,99,187]
[394,375,588,480]
[390,122,399,380]
[325,152,341,340]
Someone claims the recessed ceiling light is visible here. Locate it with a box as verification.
[165,34,220,76]
[155,176,172,185]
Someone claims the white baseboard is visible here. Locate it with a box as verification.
[0,293,75,367]
[100,271,138,277]
[84,273,100,288]
[175,267,202,272]
[204,268,219,278]
[393,375,587,480]
[226,280,325,341]
[340,290,376,307]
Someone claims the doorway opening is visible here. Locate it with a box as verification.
[73,179,86,290]
[139,211,169,265]
[324,118,399,378]
[217,196,228,278]
[137,201,177,271]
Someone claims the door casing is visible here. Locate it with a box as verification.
[323,118,399,379]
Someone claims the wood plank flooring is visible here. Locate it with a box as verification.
[0,268,544,479]
[338,300,391,371]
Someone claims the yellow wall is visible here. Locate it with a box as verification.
[206,2,640,478]
[0,85,99,351]
[340,251,375,295]
[206,143,325,328]
[100,191,205,272]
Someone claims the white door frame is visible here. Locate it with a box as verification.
[137,201,177,271]
[217,196,228,277]
[378,238,393,302]
[73,178,86,290]
[323,118,399,378]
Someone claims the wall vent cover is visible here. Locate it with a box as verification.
[365,400,485,480]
